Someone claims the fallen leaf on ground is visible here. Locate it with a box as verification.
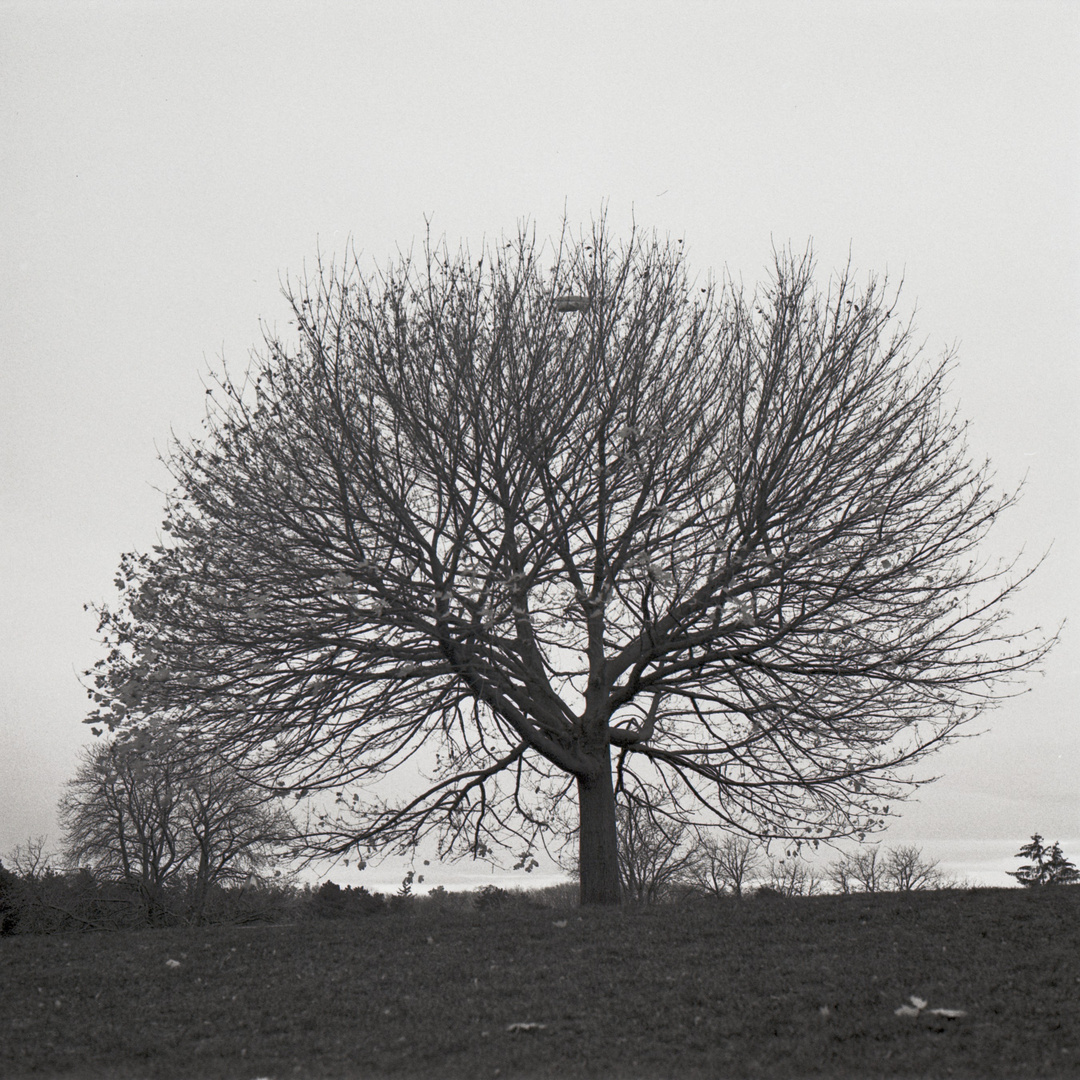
[507,1022,547,1033]
[165,959,181,968]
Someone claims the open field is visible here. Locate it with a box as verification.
[1,887,1078,1079]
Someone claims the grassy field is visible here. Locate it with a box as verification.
[1,886,1078,1079]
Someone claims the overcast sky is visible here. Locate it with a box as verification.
[1,1,1077,892]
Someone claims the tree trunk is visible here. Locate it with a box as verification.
[577,758,621,905]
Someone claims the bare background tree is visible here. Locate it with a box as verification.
[761,854,824,897]
[691,834,762,897]
[883,844,951,891]
[614,788,699,903]
[86,221,1050,903]
[828,843,952,893]
[60,737,295,922]
[828,845,885,894]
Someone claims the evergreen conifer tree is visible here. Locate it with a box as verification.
[1008,834,1079,886]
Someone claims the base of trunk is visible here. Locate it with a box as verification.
[577,763,621,905]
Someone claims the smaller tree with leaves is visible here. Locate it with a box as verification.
[1008,834,1079,887]
[60,733,297,922]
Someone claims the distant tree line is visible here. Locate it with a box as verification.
[3,727,1074,935]
[0,837,297,934]
[611,801,1079,902]
[3,828,1076,936]
[0,847,585,935]
[610,793,965,902]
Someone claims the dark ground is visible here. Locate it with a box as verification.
[1,886,1078,1079]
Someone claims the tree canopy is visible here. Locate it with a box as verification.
[85,222,1050,903]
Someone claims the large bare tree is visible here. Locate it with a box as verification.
[85,223,1049,904]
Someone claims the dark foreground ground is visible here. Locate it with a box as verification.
[1,886,1078,1079]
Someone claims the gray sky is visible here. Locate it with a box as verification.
[2,1,1077,892]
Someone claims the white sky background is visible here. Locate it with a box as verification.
[1,1,1077,893]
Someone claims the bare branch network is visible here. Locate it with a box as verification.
[85,223,1050,900]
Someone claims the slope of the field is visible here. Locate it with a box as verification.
[1,887,1077,1079]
